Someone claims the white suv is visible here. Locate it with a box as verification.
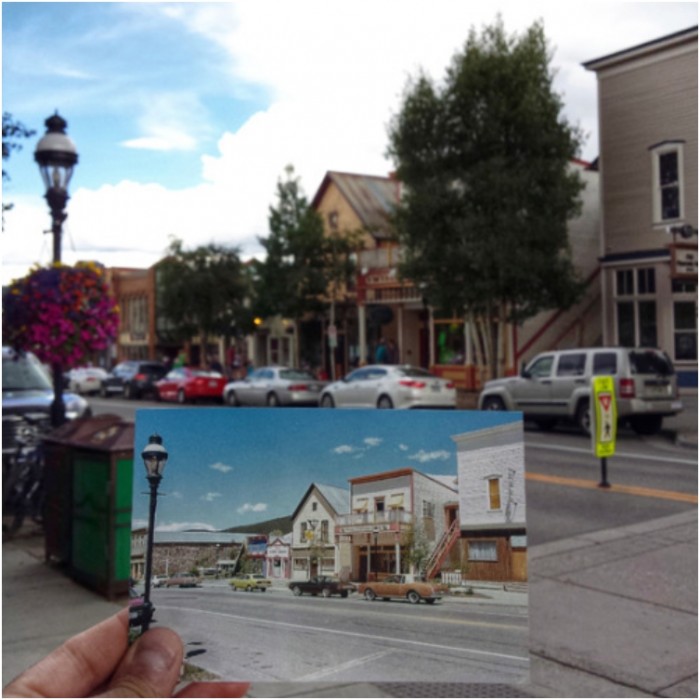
[478,347,683,435]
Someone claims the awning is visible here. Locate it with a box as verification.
[389,494,404,509]
[354,498,369,512]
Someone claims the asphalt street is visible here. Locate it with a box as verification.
[147,583,530,684]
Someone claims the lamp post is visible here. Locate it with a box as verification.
[34,112,78,427]
[140,434,169,632]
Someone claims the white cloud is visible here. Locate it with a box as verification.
[237,502,268,514]
[364,437,383,448]
[210,461,233,474]
[409,449,451,463]
[399,444,409,452]
[201,492,222,502]
[333,445,356,455]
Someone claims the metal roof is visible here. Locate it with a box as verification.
[315,482,351,515]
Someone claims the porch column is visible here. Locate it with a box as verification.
[395,536,401,574]
[358,304,367,364]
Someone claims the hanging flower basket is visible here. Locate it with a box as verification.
[2,261,120,367]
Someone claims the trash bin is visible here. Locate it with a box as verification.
[43,415,134,600]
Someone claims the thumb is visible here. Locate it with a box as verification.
[99,628,184,698]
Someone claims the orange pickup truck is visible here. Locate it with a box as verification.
[357,574,446,605]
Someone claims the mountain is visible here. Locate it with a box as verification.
[223,515,293,536]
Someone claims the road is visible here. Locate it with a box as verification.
[148,582,529,683]
[91,395,698,546]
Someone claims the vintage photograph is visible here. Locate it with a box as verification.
[131,408,528,684]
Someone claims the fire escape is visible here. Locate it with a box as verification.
[424,519,460,580]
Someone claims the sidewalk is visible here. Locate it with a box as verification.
[3,509,696,697]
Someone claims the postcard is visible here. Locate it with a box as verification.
[130,408,528,684]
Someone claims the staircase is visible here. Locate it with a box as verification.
[425,519,460,580]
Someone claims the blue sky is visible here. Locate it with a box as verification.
[132,408,520,532]
[2,2,697,285]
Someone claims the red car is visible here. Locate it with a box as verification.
[155,368,227,404]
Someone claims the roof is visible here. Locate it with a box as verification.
[312,171,399,240]
[584,26,697,71]
[291,482,350,520]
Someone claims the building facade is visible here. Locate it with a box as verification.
[584,27,698,387]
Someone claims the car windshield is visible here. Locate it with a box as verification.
[280,370,315,380]
[3,352,53,392]
[629,350,675,376]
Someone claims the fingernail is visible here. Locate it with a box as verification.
[134,632,180,675]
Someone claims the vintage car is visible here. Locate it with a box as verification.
[229,573,272,592]
[164,572,202,588]
[288,575,355,598]
[357,574,445,604]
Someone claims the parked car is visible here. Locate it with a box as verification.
[155,368,227,404]
[288,575,356,598]
[478,346,683,435]
[165,572,201,588]
[357,574,445,604]
[66,367,109,395]
[151,574,168,588]
[229,573,272,592]
[100,360,167,399]
[3,347,91,452]
[223,366,327,407]
[319,365,456,409]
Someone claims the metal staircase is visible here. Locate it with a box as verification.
[425,519,460,580]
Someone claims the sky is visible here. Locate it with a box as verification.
[132,407,520,532]
[2,2,697,286]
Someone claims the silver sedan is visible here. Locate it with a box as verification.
[319,365,456,409]
[223,366,327,407]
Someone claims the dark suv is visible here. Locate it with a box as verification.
[100,360,167,399]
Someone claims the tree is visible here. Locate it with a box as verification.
[387,18,585,378]
[255,165,359,368]
[402,519,432,575]
[157,238,252,364]
[2,112,36,220]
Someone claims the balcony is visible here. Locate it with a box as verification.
[336,509,413,534]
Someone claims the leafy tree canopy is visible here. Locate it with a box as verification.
[157,238,252,347]
[388,17,585,326]
[3,112,36,218]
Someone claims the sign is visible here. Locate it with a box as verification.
[591,376,617,458]
[328,324,338,348]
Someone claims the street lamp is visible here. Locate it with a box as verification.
[34,112,78,427]
[140,434,169,632]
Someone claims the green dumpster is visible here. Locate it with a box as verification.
[44,415,134,599]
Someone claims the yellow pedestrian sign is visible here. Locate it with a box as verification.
[592,376,617,459]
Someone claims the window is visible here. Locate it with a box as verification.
[299,521,306,542]
[651,142,684,223]
[614,266,657,347]
[593,352,618,376]
[556,353,586,377]
[375,497,385,513]
[488,478,501,510]
[527,355,554,378]
[468,541,498,562]
[674,301,697,361]
[320,520,329,543]
[312,502,318,512]
[422,500,435,518]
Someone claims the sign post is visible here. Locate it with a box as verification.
[591,376,617,488]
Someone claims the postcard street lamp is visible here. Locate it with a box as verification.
[140,434,169,632]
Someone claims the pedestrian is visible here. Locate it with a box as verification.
[375,338,388,364]
[173,350,186,368]
[387,339,398,364]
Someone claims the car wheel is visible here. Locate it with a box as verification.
[576,400,591,435]
[321,588,332,598]
[292,586,302,596]
[341,591,348,598]
[225,391,239,407]
[267,393,280,407]
[320,394,335,408]
[407,590,421,604]
[482,396,505,411]
[177,389,187,404]
[631,415,663,436]
[377,395,394,409]
[364,588,377,601]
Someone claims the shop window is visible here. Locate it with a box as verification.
[674,301,697,361]
[615,267,658,348]
[468,541,498,562]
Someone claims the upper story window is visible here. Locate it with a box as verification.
[650,141,685,224]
